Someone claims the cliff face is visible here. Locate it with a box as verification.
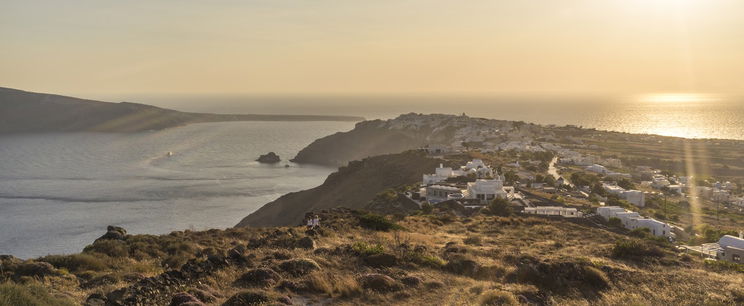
[236,151,442,227]
[0,87,363,134]
[291,113,513,167]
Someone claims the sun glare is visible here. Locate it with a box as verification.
[641,93,716,104]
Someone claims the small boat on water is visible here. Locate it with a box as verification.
[166,151,174,157]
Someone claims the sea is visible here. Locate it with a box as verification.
[2,94,744,258]
[0,121,355,258]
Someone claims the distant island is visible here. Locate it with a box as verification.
[0,87,364,134]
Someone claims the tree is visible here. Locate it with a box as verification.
[487,198,512,216]
[617,178,635,190]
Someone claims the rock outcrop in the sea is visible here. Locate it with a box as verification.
[236,150,442,227]
[256,152,281,164]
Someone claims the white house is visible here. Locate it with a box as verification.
[466,178,508,204]
[602,183,645,207]
[613,211,641,227]
[597,206,626,220]
[622,190,646,207]
[586,164,609,174]
[717,235,744,264]
[652,176,671,188]
[596,206,674,238]
[627,218,672,237]
[424,185,463,203]
[523,206,581,218]
[422,164,456,185]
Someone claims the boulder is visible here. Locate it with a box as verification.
[256,152,281,164]
[235,268,282,288]
[222,291,270,306]
[358,273,401,292]
[278,258,321,276]
[96,225,127,241]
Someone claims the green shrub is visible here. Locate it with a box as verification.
[38,254,108,273]
[411,254,447,268]
[83,239,129,257]
[351,242,384,256]
[486,198,512,217]
[607,217,622,228]
[611,239,664,259]
[357,213,402,231]
[0,282,76,306]
[704,260,744,273]
[629,228,651,238]
[478,290,518,305]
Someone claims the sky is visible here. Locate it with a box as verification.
[2,0,744,97]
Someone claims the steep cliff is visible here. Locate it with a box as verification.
[236,150,442,227]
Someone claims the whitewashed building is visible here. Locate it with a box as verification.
[586,164,609,174]
[466,178,508,204]
[523,206,581,218]
[596,206,673,238]
[717,235,744,264]
[627,218,672,237]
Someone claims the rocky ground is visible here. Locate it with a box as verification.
[2,207,743,305]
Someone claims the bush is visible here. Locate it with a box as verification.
[351,242,384,256]
[83,240,129,258]
[479,290,518,305]
[0,282,76,306]
[357,213,402,231]
[607,217,622,228]
[486,198,512,217]
[629,228,651,239]
[411,254,446,268]
[463,236,482,246]
[703,260,744,273]
[611,239,664,259]
[38,254,108,273]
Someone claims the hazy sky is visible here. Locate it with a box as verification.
[2,0,744,96]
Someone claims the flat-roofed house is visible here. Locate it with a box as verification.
[717,235,744,264]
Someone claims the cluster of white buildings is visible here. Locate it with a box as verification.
[558,151,622,168]
[602,182,646,207]
[597,206,674,238]
[421,159,513,205]
[523,206,582,218]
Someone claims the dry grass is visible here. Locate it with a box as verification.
[2,210,742,305]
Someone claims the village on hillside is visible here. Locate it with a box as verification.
[381,114,744,266]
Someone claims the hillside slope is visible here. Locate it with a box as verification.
[236,151,442,227]
[2,208,742,305]
[0,87,363,133]
[291,113,513,167]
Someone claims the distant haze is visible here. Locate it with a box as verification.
[2,0,744,96]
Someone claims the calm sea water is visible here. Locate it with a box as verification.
[0,121,355,258]
[125,94,744,140]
